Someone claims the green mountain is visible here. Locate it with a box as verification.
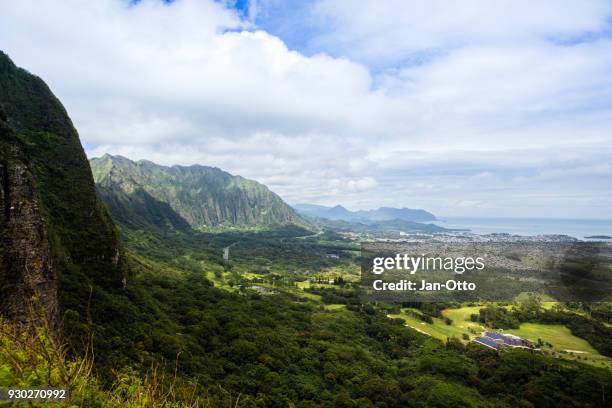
[90,154,308,230]
[0,51,125,328]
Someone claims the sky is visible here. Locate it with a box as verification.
[1,0,611,218]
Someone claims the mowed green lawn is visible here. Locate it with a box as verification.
[441,306,484,332]
[324,304,347,311]
[505,323,612,368]
[389,308,484,342]
[505,323,598,353]
[390,306,602,353]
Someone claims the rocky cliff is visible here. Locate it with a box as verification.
[0,51,125,329]
[0,119,58,327]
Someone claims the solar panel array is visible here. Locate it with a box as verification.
[503,336,522,346]
[474,337,500,349]
[476,332,532,349]
[484,332,505,340]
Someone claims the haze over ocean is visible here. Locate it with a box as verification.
[432,217,612,239]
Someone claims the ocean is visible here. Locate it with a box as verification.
[430,217,612,240]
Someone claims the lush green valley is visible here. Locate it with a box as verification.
[56,218,612,407]
[83,154,612,405]
[1,50,612,408]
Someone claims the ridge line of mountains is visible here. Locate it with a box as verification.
[89,153,439,234]
[90,153,308,231]
[293,203,436,223]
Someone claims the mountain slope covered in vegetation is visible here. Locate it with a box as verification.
[91,154,308,230]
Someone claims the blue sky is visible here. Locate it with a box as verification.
[1,0,611,218]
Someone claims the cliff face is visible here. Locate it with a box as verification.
[0,51,125,328]
[90,154,309,230]
[0,120,57,327]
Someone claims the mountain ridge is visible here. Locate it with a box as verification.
[294,203,436,223]
[90,154,309,231]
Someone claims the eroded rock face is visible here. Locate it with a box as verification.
[90,154,310,231]
[0,51,127,333]
[0,124,58,328]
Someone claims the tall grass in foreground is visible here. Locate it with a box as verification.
[0,318,239,407]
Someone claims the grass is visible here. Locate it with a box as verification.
[441,306,485,333]
[390,305,612,368]
[294,291,322,302]
[205,270,235,290]
[241,271,263,280]
[296,281,336,289]
[0,318,220,407]
[324,304,347,311]
[296,281,310,289]
[505,323,598,353]
[505,322,612,368]
[318,265,361,281]
[541,301,560,310]
[389,308,483,342]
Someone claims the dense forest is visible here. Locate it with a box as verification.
[43,223,611,407]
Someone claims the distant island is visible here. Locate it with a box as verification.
[294,203,436,223]
[585,235,612,239]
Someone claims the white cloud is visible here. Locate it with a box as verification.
[309,0,612,64]
[346,177,378,191]
[1,0,612,217]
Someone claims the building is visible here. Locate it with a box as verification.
[473,336,501,350]
[473,331,535,350]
